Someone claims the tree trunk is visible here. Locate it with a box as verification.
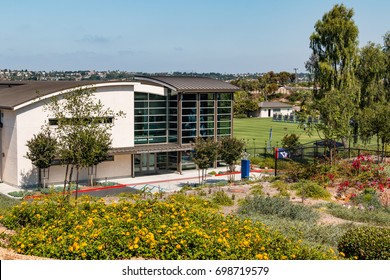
[75,166,80,204]
[38,167,42,189]
[63,164,69,196]
[67,165,74,200]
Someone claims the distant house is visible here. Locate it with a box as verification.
[250,101,293,118]
[276,86,292,95]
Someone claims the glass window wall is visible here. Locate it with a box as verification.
[134,92,168,145]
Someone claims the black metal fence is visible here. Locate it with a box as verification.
[244,144,390,163]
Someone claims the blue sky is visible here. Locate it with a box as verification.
[0,0,389,73]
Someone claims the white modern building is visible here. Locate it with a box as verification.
[0,77,238,187]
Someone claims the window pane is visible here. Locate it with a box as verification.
[218,115,231,121]
[200,122,214,129]
[218,93,231,100]
[169,108,177,114]
[149,101,166,108]
[149,108,166,115]
[200,93,214,100]
[135,131,148,137]
[200,100,214,107]
[135,138,148,144]
[135,101,148,108]
[182,94,197,100]
[218,121,231,128]
[135,116,148,123]
[182,130,197,137]
[149,94,166,100]
[200,129,214,136]
[182,123,196,130]
[182,137,194,144]
[149,129,166,136]
[200,108,214,115]
[218,128,231,135]
[134,92,148,100]
[169,115,177,122]
[182,115,197,122]
[135,109,148,116]
[200,115,214,122]
[135,123,147,130]
[218,107,231,114]
[218,100,231,107]
[149,137,167,143]
[182,101,196,108]
[149,123,166,129]
[182,108,197,115]
[149,116,166,122]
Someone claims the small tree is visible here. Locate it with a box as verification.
[359,103,390,160]
[191,137,218,185]
[218,137,245,182]
[233,91,258,117]
[25,128,57,188]
[281,134,301,158]
[44,87,124,200]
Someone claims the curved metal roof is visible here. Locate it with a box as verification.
[0,77,239,110]
[135,76,239,93]
[0,80,108,110]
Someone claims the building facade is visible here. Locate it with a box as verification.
[0,77,238,187]
[250,101,293,118]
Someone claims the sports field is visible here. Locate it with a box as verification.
[233,117,320,147]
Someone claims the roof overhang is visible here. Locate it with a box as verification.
[134,76,239,93]
[109,144,193,155]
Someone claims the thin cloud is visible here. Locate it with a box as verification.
[77,35,111,44]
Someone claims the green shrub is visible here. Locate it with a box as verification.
[248,156,262,166]
[238,196,319,222]
[211,190,234,206]
[277,159,295,170]
[271,181,290,198]
[351,188,382,209]
[294,180,331,200]
[325,203,390,225]
[235,113,248,118]
[250,184,264,196]
[249,214,355,250]
[338,226,390,259]
[262,157,275,169]
[0,194,21,217]
[8,191,28,198]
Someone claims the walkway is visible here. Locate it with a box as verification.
[0,167,270,199]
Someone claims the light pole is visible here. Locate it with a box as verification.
[293,68,298,84]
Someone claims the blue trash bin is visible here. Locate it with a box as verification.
[241,159,250,179]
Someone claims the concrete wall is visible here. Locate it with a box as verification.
[1,110,18,186]
[258,107,292,118]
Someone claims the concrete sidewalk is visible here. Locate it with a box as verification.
[0,167,269,198]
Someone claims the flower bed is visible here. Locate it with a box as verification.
[1,194,337,260]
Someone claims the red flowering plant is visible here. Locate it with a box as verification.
[335,153,390,198]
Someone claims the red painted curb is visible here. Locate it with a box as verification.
[22,170,274,199]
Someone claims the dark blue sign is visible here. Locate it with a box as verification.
[275,148,289,159]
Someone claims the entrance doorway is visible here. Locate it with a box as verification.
[134,153,156,175]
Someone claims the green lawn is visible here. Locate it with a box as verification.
[233,118,320,148]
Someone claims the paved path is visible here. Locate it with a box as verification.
[0,167,270,199]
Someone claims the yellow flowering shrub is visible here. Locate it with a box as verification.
[1,194,337,260]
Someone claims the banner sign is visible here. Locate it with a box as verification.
[275,148,289,159]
